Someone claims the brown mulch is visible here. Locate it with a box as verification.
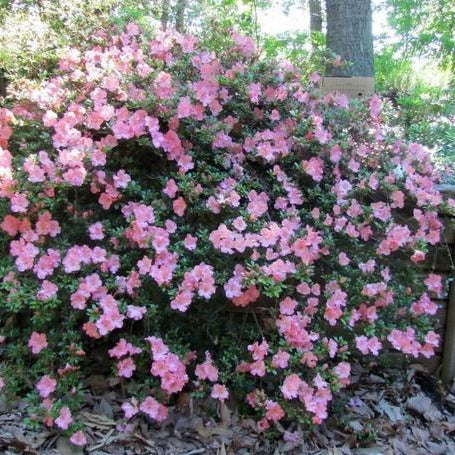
[2,363,455,454]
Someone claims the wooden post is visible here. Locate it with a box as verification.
[442,268,455,384]
[439,184,455,384]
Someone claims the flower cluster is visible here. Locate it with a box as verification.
[0,23,453,444]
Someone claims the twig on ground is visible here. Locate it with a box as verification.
[182,448,206,455]
[88,428,116,452]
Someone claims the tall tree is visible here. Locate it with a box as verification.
[160,0,170,30]
[309,0,322,33]
[175,0,187,32]
[326,0,374,77]
[309,0,323,48]
[388,0,454,72]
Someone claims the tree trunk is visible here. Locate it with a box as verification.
[309,0,323,33]
[160,0,170,30]
[175,0,187,32]
[326,0,374,77]
[0,69,7,98]
[309,0,323,49]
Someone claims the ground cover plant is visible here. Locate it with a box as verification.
[0,23,453,446]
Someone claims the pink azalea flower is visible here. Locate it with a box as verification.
[411,250,426,263]
[173,197,187,217]
[272,350,290,369]
[281,374,303,399]
[280,297,297,315]
[117,357,136,378]
[338,252,350,266]
[63,166,87,186]
[248,340,269,361]
[177,96,193,119]
[88,222,104,240]
[183,234,197,250]
[10,193,29,213]
[36,375,57,398]
[70,431,87,446]
[424,331,440,347]
[0,24,450,433]
[113,169,131,189]
[248,360,266,377]
[355,336,382,356]
[257,417,270,432]
[410,293,438,316]
[359,259,376,273]
[1,215,21,236]
[163,179,178,198]
[265,400,285,421]
[153,71,175,99]
[170,290,193,312]
[302,157,324,181]
[140,396,168,422]
[424,273,443,296]
[122,399,139,419]
[330,145,343,163]
[247,190,269,220]
[371,202,391,222]
[211,383,229,401]
[37,280,58,301]
[369,94,382,118]
[248,83,262,103]
[36,211,61,237]
[28,332,48,354]
[126,305,146,320]
[301,351,318,368]
[388,328,420,357]
[309,72,321,83]
[333,362,351,380]
[314,127,331,144]
[195,351,219,382]
[55,406,73,430]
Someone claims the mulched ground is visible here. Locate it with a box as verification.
[2,363,455,455]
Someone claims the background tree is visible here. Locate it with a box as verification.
[175,0,187,31]
[160,0,170,29]
[387,0,455,72]
[309,0,323,48]
[375,0,454,177]
[309,0,322,32]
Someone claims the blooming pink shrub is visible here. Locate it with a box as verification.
[0,23,454,443]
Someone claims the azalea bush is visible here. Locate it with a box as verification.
[0,23,453,445]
